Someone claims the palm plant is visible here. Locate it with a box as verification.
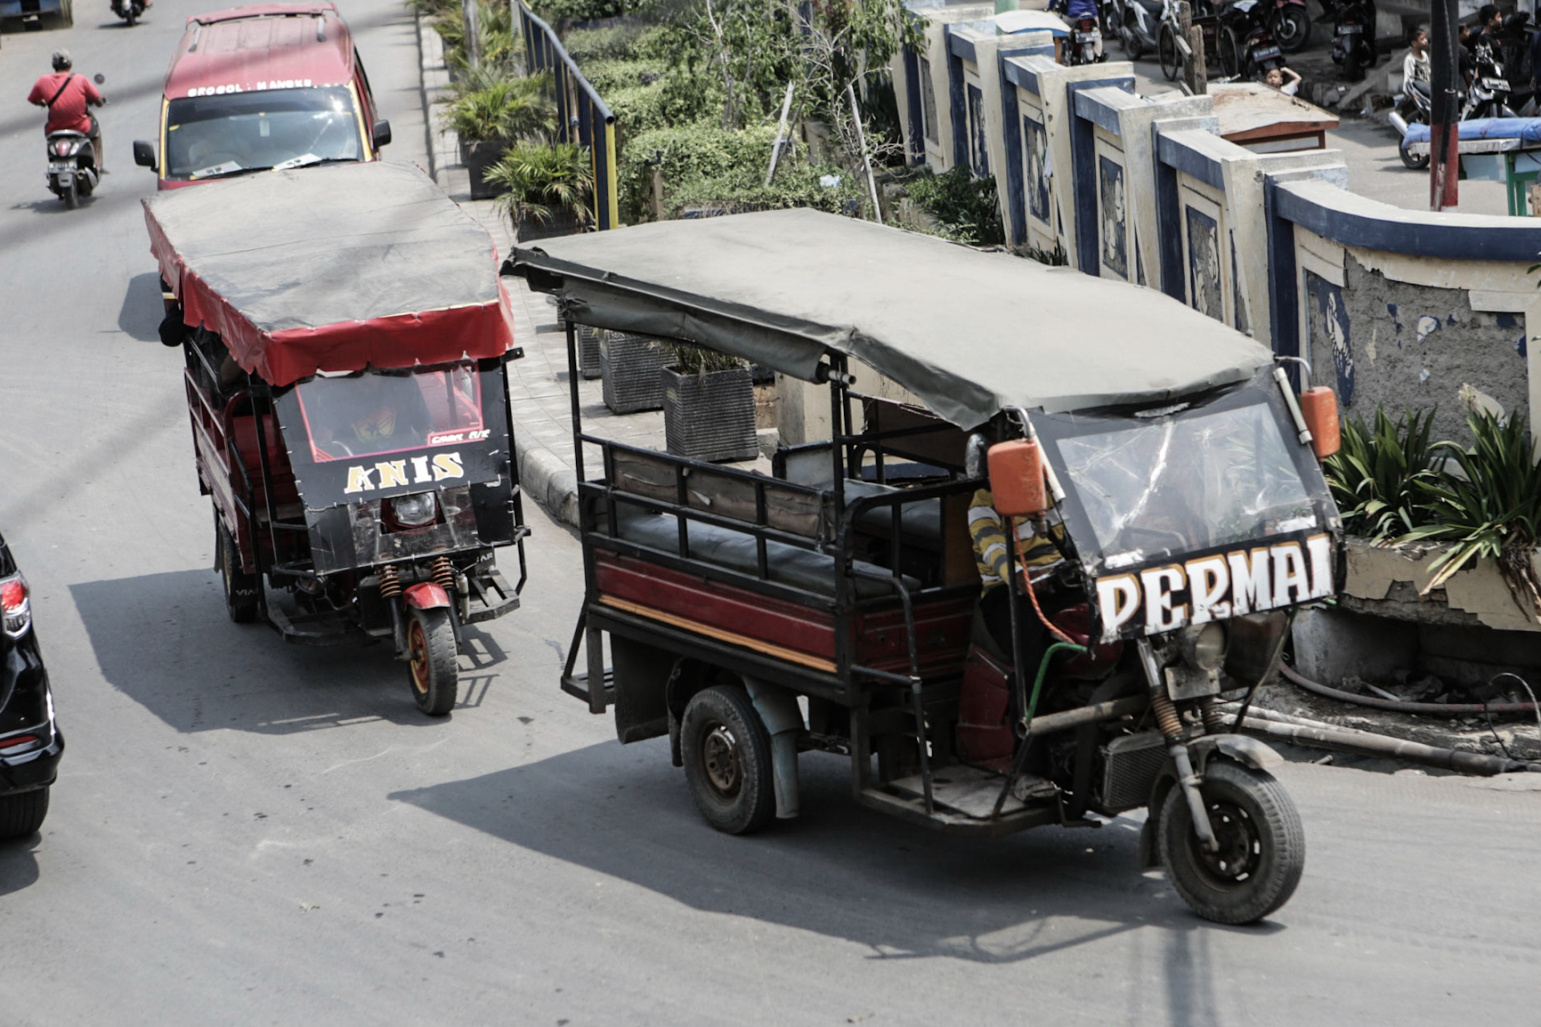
[486,141,595,230]
[442,73,554,145]
[1397,410,1541,614]
[1323,406,1444,539]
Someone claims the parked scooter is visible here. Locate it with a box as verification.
[110,0,146,24]
[1108,0,1161,58]
[1262,0,1311,53]
[1052,0,1106,65]
[1327,0,1378,81]
[45,73,105,210]
[1389,48,1520,169]
[1222,0,1286,80]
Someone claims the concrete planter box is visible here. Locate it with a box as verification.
[1293,536,1541,689]
[463,140,506,201]
[662,365,757,463]
[600,333,668,414]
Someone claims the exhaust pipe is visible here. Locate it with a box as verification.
[1388,111,1409,135]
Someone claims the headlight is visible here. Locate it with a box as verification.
[1182,622,1226,672]
[390,492,437,527]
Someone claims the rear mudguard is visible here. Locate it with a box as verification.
[1136,734,1285,869]
[403,581,451,610]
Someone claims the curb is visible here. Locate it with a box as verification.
[415,13,582,529]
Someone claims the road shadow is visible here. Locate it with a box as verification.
[118,271,163,342]
[391,741,1280,983]
[70,569,508,735]
[0,836,41,897]
[8,194,98,215]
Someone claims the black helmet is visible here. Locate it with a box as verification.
[51,49,72,72]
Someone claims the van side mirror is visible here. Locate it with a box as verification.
[987,439,1047,517]
[1299,387,1340,460]
[133,140,156,169]
[372,119,392,148]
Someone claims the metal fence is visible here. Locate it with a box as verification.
[515,1,620,230]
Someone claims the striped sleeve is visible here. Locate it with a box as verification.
[968,489,1012,587]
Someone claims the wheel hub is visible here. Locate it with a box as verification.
[408,622,429,695]
[701,724,742,797]
[1196,800,1261,881]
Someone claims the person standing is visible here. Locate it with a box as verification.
[26,50,107,174]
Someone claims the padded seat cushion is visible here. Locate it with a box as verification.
[842,480,943,544]
[615,513,917,599]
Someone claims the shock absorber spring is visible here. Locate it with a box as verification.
[1200,697,1227,735]
[378,563,402,599]
[1151,689,1183,741]
[431,555,455,593]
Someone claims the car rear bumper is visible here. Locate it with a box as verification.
[0,639,63,795]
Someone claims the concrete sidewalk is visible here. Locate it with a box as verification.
[415,18,663,528]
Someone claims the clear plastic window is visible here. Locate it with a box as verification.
[295,363,484,463]
[1056,402,1314,558]
[165,86,363,180]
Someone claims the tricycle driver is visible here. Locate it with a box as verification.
[303,371,435,460]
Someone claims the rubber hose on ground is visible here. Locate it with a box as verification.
[1281,664,1541,716]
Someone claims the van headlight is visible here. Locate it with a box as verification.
[1182,622,1227,672]
[390,492,437,527]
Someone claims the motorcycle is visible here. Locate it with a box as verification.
[1221,0,1286,80]
[110,0,145,24]
[45,130,98,209]
[1263,0,1311,53]
[1327,0,1378,81]
[1389,47,1520,169]
[1050,0,1107,65]
[1108,0,1162,59]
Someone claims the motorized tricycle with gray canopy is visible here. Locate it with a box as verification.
[145,161,528,716]
[510,208,1344,924]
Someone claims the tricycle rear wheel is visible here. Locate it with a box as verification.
[218,519,260,624]
[680,684,776,835]
[407,608,458,716]
[1158,759,1304,924]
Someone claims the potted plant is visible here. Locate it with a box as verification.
[661,343,757,463]
[600,331,669,413]
[486,141,595,241]
[441,72,553,200]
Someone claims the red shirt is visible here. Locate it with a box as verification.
[27,73,101,135]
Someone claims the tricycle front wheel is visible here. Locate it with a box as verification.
[406,608,458,716]
[1158,759,1304,924]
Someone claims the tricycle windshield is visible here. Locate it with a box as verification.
[294,362,485,463]
[1055,401,1314,559]
[165,86,363,180]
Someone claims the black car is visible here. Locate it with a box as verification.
[0,529,63,839]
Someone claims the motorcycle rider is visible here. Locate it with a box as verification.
[26,50,107,174]
[1403,26,1431,103]
[1054,0,1106,60]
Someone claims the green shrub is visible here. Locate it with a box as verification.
[562,22,647,60]
[579,58,666,95]
[904,167,1005,246]
[604,83,670,134]
[618,124,779,222]
[530,0,626,23]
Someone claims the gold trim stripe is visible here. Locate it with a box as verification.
[597,595,837,674]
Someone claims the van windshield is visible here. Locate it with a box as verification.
[293,363,486,463]
[1055,402,1315,561]
[165,86,363,180]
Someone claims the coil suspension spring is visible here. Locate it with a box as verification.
[1200,697,1227,735]
[431,556,455,593]
[1151,689,1183,741]
[378,563,402,599]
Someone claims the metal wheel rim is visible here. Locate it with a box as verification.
[408,619,430,695]
[1194,800,1262,883]
[701,723,743,799]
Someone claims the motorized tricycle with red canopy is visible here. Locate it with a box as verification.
[145,161,527,715]
[511,208,1343,923]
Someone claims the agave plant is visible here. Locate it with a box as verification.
[662,340,748,376]
[1397,410,1541,614]
[1323,405,1444,540]
[442,74,555,145]
[486,141,595,229]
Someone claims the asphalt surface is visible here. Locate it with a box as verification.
[2,4,1541,1024]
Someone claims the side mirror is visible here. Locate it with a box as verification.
[987,439,1047,517]
[133,140,157,169]
[1299,387,1340,460]
[372,119,392,148]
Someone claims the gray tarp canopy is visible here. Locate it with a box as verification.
[510,208,1275,429]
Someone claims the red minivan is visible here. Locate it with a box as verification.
[133,2,390,188]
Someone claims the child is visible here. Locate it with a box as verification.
[1264,65,1302,96]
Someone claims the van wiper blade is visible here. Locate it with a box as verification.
[271,155,357,171]
[189,164,273,181]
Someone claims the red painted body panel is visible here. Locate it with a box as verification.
[593,552,975,679]
[404,582,451,609]
[165,4,354,98]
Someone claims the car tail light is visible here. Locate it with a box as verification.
[0,735,40,752]
[1,573,31,639]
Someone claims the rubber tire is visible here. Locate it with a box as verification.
[1159,759,1305,925]
[62,177,78,210]
[1274,5,1310,52]
[1121,16,1143,58]
[680,684,776,835]
[407,607,458,716]
[0,787,50,840]
[1159,23,1181,81]
[1216,26,1241,78]
[125,6,135,24]
[1400,135,1429,170]
[218,519,260,623]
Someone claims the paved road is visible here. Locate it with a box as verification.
[3,5,1541,1024]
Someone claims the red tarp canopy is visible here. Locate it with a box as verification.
[144,160,516,387]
